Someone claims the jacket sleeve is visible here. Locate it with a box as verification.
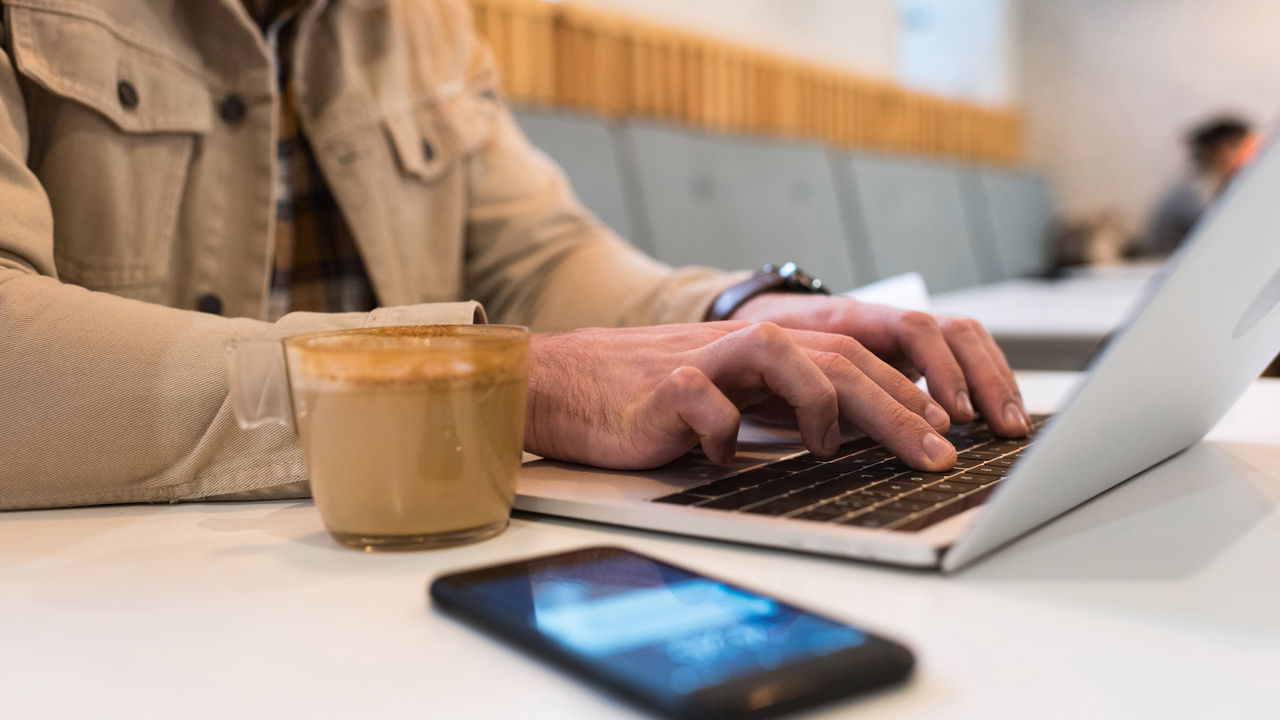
[457,28,748,331]
[0,42,485,509]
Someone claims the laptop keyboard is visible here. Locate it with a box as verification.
[652,415,1050,532]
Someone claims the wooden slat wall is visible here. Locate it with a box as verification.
[469,0,1021,164]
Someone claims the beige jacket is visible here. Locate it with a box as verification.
[0,0,742,510]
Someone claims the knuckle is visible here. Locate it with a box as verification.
[943,316,982,340]
[832,335,869,360]
[902,311,939,335]
[743,321,787,346]
[665,365,708,393]
[814,351,860,383]
[814,351,855,379]
[886,404,927,436]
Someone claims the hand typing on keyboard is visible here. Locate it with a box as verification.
[731,294,1030,438]
[525,310,1027,473]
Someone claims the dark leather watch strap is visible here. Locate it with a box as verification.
[705,263,829,322]
[706,270,790,322]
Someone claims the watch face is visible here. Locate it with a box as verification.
[775,263,827,294]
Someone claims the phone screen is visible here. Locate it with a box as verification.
[432,547,911,717]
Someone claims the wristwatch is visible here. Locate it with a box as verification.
[705,262,830,322]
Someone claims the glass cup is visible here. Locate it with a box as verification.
[225,325,530,551]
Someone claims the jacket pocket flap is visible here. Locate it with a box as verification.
[384,87,498,183]
[8,5,213,134]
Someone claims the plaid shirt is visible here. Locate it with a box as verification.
[247,0,379,321]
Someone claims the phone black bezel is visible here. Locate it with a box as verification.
[429,546,914,720]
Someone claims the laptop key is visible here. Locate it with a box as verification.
[881,497,933,514]
[788,464,856,484]
[651,493,705,505]
[944,424,974,440]
[894,484,1000,531]
[926,482,972,494]
[831,493,880,509]
[800,500,850,516]
[948,473,993,486]
[840,511,899,528]
[861,486,901,500]
[758,475,827,494]
[898,473,951,485]
[736,467,792,480]
[746,484,848,515]
[743,497,813,516]
[833,437,878,456]
[820,476,881,494]
[689,475,769,496]
[875,460,913,474]
[769,456,825,472]
[969,465,1008,477]
[909,490,953,504]
[699,484,790,510]
[792,506,848,523]
[842,468,900,483]
[949,423,993,440]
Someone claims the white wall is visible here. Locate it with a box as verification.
[898,0,1015,106]
[1019,0,1280,231]
[569,0,898,79]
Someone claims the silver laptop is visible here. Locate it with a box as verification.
[514,133,1280,572]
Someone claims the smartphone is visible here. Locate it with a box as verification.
[429,546,914,719]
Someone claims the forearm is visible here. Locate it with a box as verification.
[0,266,482,509]
[462,103,746,330]
[524,237,749,331]
[474,214,747,330]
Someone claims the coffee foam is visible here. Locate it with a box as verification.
[285,326,528,390]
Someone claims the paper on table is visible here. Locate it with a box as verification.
[840,272,930,311]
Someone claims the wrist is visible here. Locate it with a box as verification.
[729,292,787,321]
[523,334,553,458]
[705,263,829,322]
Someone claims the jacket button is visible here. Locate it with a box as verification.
[219,95,247,124]
[117,80,140,110]
[421,139,434,162]
[196,294,224,315]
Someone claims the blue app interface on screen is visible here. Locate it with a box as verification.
[469,552,866,696]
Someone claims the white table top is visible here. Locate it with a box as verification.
[5,372,1280,719]
[930,268,1164,341]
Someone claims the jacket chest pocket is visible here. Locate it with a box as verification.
[8,4,213,296]
[383,85,498,184]
[354,86,498,303]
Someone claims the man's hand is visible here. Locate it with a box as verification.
[525,322,957,471]
[730,293,1029,437]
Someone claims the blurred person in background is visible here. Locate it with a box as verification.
[1144,115,1253,256]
